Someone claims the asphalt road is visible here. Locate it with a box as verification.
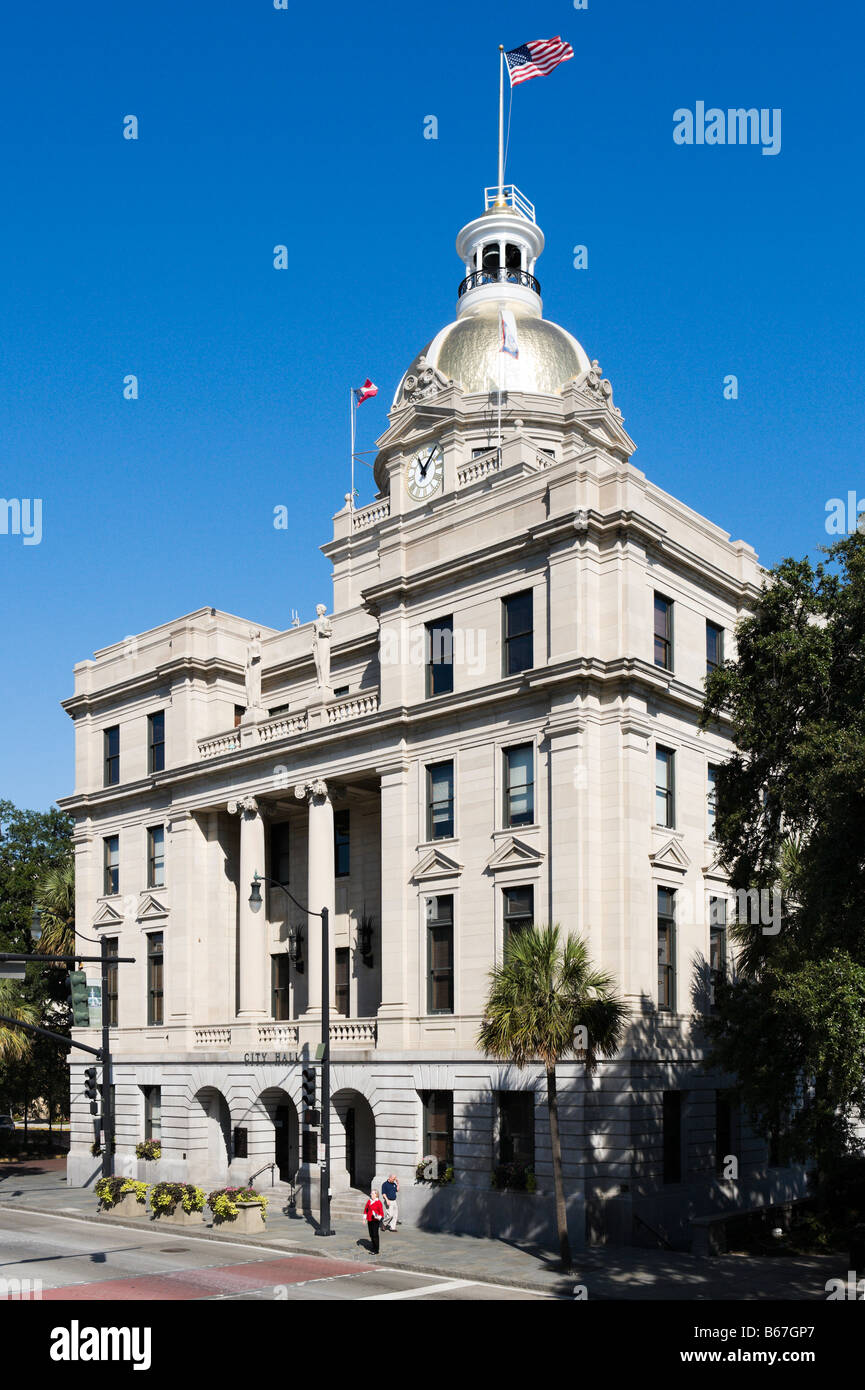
[0,1209,552,1301]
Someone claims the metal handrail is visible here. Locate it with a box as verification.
[633,1211,675,1251]
[457,267,540,298]
[247,1161,276,1188]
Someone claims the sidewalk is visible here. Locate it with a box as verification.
[0,1162,842,1300]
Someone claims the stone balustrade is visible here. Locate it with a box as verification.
[257,1023,300,1047]
[352,499,390,531]
[197,691,379,758]
[329,1019,378,1046]
[193,1026,232,1046]
[258,712,309,743]
[326,693,378,724]
[198,731,241,760]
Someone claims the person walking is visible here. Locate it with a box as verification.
[381,1173,400,1231]
[363,1188,384,1254]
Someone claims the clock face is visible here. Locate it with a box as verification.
[405,443,444,501]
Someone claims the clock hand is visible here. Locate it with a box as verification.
[419,448,435,478]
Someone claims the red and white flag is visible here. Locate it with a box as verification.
[354,379,378,405]
[505,37,574,87]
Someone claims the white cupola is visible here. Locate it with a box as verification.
[454,185,545,320]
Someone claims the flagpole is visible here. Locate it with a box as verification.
[350,388,355,510]
[498,45,505,204]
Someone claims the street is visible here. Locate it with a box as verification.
[0,1209,553,1301]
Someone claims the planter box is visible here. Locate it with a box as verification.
[151,1206,205,1227]
[100,1192,149,1220]
[213,1201,266,1235]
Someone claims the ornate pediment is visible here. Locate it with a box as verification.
[649,838,691,874]
[137,894,169,922]
[485,836,545,873]
[411,847,463,882]
[93,901,123,928]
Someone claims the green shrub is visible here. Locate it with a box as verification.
[135,1141,161,1161]
[95,1176,148,1208]
[150,1181,205,1216]
[207,1186,268,1223]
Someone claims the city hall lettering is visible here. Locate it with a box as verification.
[60,167,805,1249]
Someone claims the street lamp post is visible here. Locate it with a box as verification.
[250,872,333,1237]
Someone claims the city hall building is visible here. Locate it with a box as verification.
[61,179,805,1247]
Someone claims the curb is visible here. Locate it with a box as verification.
[0,1200,570,1296]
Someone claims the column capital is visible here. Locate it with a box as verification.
[294,779,329,804]
[227,795,259,816]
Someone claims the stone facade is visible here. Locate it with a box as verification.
[60,183,806,1248]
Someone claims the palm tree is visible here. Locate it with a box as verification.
[0,981,39,1063]
[34,858,75,957]
[479,924,628,1270]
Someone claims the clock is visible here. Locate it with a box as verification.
[405,442,444,501]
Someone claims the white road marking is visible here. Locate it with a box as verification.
[361,1277,476,1299]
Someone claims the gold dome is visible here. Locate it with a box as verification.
[393,306,591,406]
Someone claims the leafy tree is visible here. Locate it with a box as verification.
[0,981,39,1064]
[479,925,627,1269]
[34,859,75,957]
[701,530,865,1174]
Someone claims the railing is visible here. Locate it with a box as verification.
[457,450,501,487]
[196,690,379,758]
[458,267,540,299]
[327,693,378,724]
[257,1023,300,1047]
[258,712,308,743]
[194,1026,232,1046]
[329,1019,378,1046]
[199,731,241,760]
[352,499,390,532]
[483,184,536,222]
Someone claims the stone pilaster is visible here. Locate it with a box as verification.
[294,779,335,1017]
[227,796,267,1018]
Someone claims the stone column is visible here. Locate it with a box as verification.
[294,779,335,1017]
[228,796,267,1018]
[376,759,411,1049]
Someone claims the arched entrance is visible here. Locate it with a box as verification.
[332,1090,376,1191]
[192,1086,231,1185]
[260,1087,299,1184]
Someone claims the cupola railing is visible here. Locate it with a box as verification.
[457,267,541,299]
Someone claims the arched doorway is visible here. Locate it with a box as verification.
[260,1087,299,1184]
[332,1090,376,1191]
[192,1086,231,1185]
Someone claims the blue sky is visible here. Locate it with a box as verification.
[0,0,861,810]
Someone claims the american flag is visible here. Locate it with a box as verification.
[505,36,574,87]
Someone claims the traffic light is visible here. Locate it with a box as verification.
[68,972,90,1027]
[83,1067,98,1102]
[302,1066,316,1109]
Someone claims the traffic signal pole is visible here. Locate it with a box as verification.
[100,934,113,1180]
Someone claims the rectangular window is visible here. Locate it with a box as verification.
[334,809,350,878]
[497,1091,534,1168]
[335,947,350,1017]
[147,932,164,1026]
[271,954,291,1021]
[503,591,534,676]
[426,895,454,1014]
[426,616,454,696]
[663,1091,682,1183]
[270,821,291,886]
[707,764,719,840]
[143,1085,162,1143]
[503,886,534,949]
[147,825,165,889]
[655,747,675,828]
[103,835,119,896]
[504,744,534,827]
[716,1093,732,1175]
[706,621,724,675]
[104,726,120,786]
[234,705,245,728]
[658,887,676,1012]
[709,897,727,1005]
[654,594,673,671]
[427,761,455,840]
[148,711,165,773]
[421,1090,454,1167]
[106,938,118,1028]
